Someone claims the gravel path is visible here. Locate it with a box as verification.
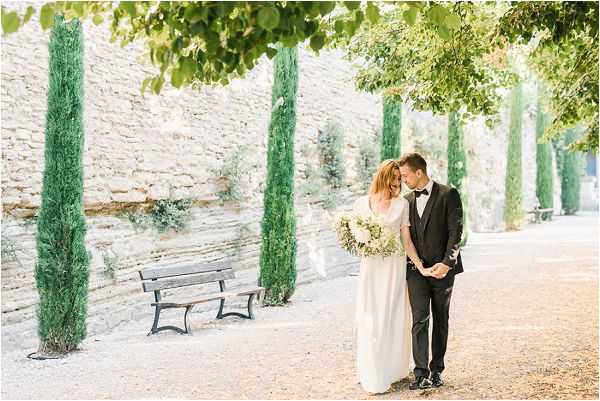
[2,213,598,399]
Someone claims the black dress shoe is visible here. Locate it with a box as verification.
[431,372,444,387]
[409,376,432,390]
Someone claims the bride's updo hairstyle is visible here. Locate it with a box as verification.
[369,159,401,199]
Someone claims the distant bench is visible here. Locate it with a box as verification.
[526,207,554,224]
[138,262,265,335]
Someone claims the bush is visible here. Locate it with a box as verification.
[216,145,249,203]
[150,199,193,233]
[356,134,379,192]
[318,119,346,190]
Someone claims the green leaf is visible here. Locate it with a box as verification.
[354,10,364,26]
[403,8,417,26]
[280,35,297,48]
[344,20,357,36]
[23,6,35,24]
[72,2,85,17]
[266,46,278,59]
[119,1,137,18]
[365,3,380,24]
[92,14,104,25]
[437,25,451,40]
[344,2,360,11]
[309,33,325,51]
[151,75,165,94]
[428,5,448,26]
[140,77,152,95]
[39,4,55,30]
[257,7,280,31]
[445,13,461,30]
[171,68,184,88]
[334,19,345,34]
[318,2,336,16]
[180,57,197,78]
[1,10,20,34]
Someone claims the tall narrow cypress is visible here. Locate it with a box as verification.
[259,46,298,305]
[561,129,582,215]
[504,82,524,231]
[447,111,468,245]
[381,97,402,160]
[535,85,554,219]
[35,15,89,354]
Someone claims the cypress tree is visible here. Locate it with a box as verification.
[35,15,89,354]
[447,111,468,245]
[504,82,524,231]
[259,46,298,305]
[561,129,582,215]
[535,85,554,219]
[381,97,402,160]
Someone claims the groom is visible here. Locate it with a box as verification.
[398,153,464,390]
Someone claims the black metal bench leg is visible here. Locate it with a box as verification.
[247,293,256,320]
[216,299,225,319]
[148,304,162,336]
[216,293,258,319]
[184,305,193,334]
[148,305,189,335]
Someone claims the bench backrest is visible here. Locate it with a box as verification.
[139,262,234,292]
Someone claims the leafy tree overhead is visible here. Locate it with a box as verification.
[344,2,514,124]
[1,2,463,93]
[495,1,598,152]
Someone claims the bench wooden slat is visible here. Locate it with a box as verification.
[152,286,265,308]
[142,270,235,292]
[139,261,231,280]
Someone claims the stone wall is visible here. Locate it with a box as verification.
[1,3,562,350]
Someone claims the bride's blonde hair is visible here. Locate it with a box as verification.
[369,159,401,198]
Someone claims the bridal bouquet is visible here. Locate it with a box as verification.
[334,212,404,258]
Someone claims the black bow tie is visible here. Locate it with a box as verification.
[415,188,429,198]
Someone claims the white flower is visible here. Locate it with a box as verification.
[353,227,372,244]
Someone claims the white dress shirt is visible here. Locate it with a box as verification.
[416,179,434,218]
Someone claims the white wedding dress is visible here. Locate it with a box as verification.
[353,195,413,393]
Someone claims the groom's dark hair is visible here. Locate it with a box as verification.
[399,153,428,175]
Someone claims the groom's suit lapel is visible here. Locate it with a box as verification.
[420,181,439,233]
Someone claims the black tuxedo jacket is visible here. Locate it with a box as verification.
[405,181,464,277]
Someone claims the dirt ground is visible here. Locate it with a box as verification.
[2,212,598,400]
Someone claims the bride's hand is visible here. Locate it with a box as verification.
[420,267,433,277]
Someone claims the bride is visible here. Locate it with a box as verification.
[353,159,431,394]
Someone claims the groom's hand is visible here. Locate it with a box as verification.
[431,263,451,279]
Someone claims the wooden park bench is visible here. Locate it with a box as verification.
[526,207,554,224]
[138,262,265,335]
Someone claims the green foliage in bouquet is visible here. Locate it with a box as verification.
[334,212,403,258]
[35,15,89,354]
[259,46,298,306]
[504,82,524,231]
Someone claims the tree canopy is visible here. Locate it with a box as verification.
[2,1,598,151]
[344,2,514,125]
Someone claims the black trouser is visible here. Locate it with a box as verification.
[407,272,454,379]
